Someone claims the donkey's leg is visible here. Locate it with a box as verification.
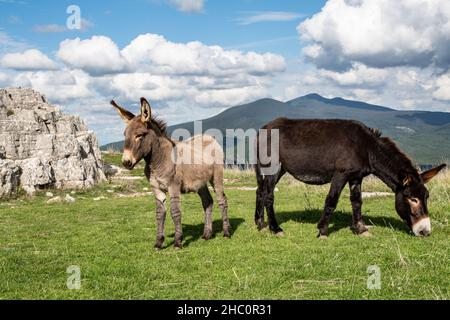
[212,171,231,238]
[198,185,214,240]
[317,174,347,237]
[265,168,285,235]
[349,178,368,235]
[255,164,266,230]
[169,186,183,249]
[153,188,167,250]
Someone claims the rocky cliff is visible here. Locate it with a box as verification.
[0,88,106,198]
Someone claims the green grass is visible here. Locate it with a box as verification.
[0,158,449,299]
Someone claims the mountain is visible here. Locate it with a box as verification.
[102,94,450,165]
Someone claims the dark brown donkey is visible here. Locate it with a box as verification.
[111,98,231,249]
[255,118,446,238]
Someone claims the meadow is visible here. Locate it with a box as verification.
[0,153,448,300]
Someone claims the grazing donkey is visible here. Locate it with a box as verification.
[111,98,231,249]
[255,118,446,238]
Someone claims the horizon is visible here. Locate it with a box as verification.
[1,0,450,144]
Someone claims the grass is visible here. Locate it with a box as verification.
[0,153,449,299]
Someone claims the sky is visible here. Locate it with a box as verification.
[1,0,450,144]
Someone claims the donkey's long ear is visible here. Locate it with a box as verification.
[421,164,446,184]
[111,100,135,124]
[140,97,152,123]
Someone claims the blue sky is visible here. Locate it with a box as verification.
[1,0,450,144]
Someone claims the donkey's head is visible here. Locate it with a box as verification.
[111,97,164,170]
[395,164,446,236]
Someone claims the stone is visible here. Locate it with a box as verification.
[0,88,106,198]
[47,196,62,204]
[45,192,54,197]
[0,159,21,198]
[64,194,76,203]
[93,196,107,201]
[103,163,123,177]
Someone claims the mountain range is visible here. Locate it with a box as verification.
[102,94,450,165]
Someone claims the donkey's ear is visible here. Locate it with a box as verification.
[421,164,446,184]
[111,100,135,124]
[140,97,152,123]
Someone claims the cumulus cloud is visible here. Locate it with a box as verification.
[1,49,58,70]
[298,0,450,71]
[0,33,286,143]
[12,69,93,103]
[433,74,450,101]
[168,0,204,13]
[319,63,388,87]
[121,34,285,76]
[57,36,128,75]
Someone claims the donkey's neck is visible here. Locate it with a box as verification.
[369,139,417,191]
[145,136,175,178]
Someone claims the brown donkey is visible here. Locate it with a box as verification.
[111,98,231,249]
[255,118,446,238]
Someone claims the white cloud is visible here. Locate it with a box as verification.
[1,49,58,70]
[319,63,388,87]
[33,24,66,33]
[236,11,304,25]
[298,0,450,71]
[57,36,128,75]
[33,19,94,33]
[433,74,450,101]
[12,69,93,103]
[168,0,204,13]
[121,34,285,76]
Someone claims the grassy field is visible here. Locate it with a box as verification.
[0,153,449,300]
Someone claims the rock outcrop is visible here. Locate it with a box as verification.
[0,88,106,197]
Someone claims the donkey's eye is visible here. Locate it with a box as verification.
[409,197,419,204]
[135,134,145,141]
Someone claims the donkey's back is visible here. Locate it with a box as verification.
[174,134,225,193]
[262,118,376,185]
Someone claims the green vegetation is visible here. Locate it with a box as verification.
[0,153,449,299]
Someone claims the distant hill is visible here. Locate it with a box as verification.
[102,94,450,165]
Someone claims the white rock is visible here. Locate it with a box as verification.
[64,194,76,203]
[45,192,54,197]
[93,196,107,201]
[0,88,106,198]
[47,196,62,204]
[0,159,21,198]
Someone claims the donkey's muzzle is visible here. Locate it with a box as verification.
[412,217,431,237]
[122,160,135,170]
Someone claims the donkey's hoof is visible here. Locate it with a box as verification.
[256,221,267,231]
[318,234,328,240]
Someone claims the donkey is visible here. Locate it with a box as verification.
[255,118,446,238]
[111,98,231,249]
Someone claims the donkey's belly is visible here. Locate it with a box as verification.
[291,172,332,185]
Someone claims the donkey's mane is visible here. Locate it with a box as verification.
[370,127,416,174]
[149,116,168,136]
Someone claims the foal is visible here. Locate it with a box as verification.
[111,98,231,249]
[255,118,446,238]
